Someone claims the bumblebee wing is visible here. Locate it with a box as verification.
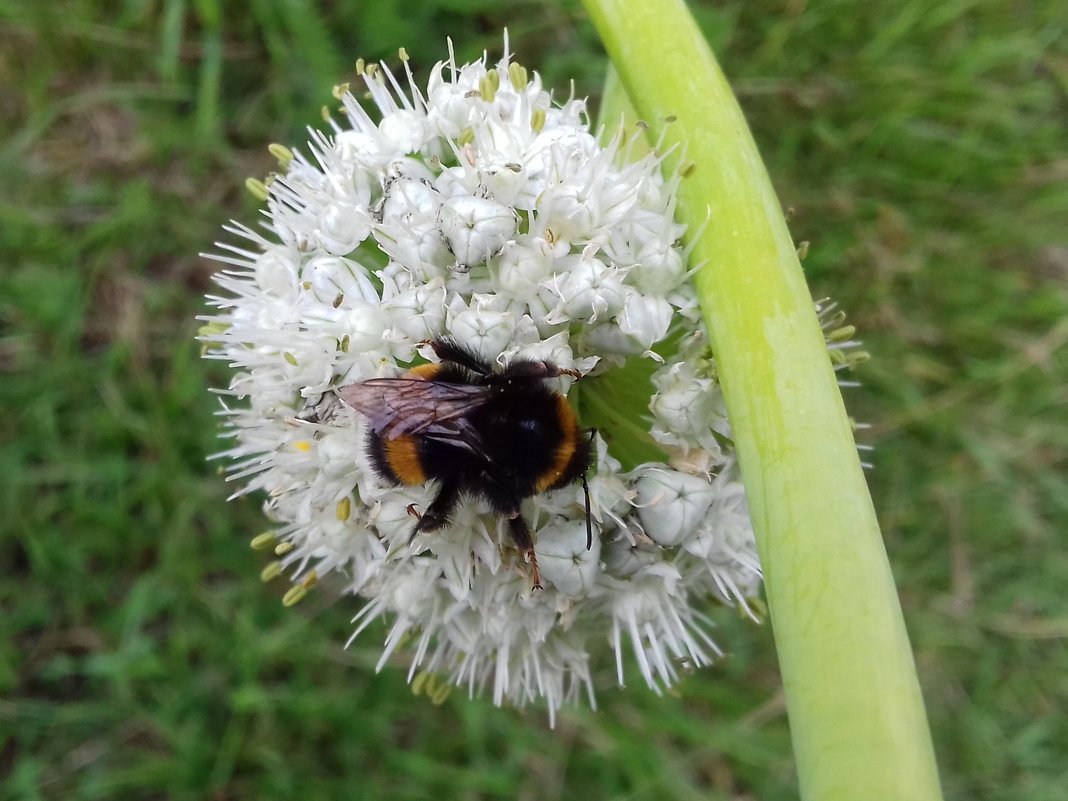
[338,378,491,440]
[419,416,490,458]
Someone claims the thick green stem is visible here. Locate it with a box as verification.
[582,2,943,799]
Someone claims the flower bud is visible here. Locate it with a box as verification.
[558,257,627,323]
[617,290,673,352]
[318,202,372,254]
[378,108,432,157]
[447,305,516,369]
[602,539,660,577]
[335,130,387,170]
[341,301,389,353]
[255,249,298,297]
[301,256,379,308]
[438,196,516,270]
[496,242,554,296]
[535,519,600,597]
[633,468,717,547]
[383,279,447,341]
[316,431,363,479]
[580,290,673,355]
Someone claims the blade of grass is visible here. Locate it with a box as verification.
[193,0,222,142]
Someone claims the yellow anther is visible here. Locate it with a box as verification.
[508,62,527,89]
[245,178,269,202]
[430,682,452,705]
[260,561,283,582]
[531,108,546,133]
[479,71,498,102]
[411,670,430,695]
[197,321,229,354]
[197,321,228,338]
[251,532,276,550]
[828,325,857,343]
[848,351,872,367]
[336,497,351,521]
[282,585,307,607]
[267,143,293,168]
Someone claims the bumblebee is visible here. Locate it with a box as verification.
[339,338,593,589]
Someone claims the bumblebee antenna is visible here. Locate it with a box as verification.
[581,471,592,550]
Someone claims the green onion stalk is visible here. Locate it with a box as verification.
[581,0,943,798]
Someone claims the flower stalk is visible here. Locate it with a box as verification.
[581,1,943,798]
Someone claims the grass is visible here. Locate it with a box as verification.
[2,1,1065,799]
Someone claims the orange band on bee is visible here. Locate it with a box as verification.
[408,363,444,380]
[384,436,426,484]
[534,395,579,493]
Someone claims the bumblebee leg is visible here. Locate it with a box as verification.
[424,337,492,377]
[403,504,423,545]
[415,477,462,532]
[507,515,542,591]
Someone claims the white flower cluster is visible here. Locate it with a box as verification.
[202,38,768,724]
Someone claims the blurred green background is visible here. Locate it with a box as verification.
[2,1,1065,799]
